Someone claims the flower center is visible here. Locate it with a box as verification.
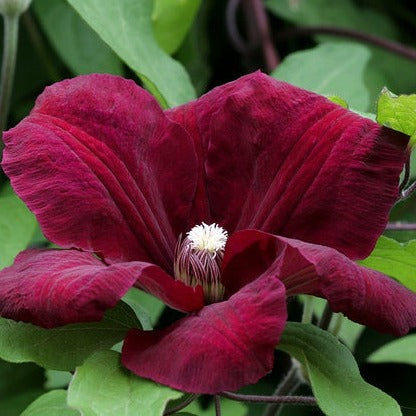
[173,223,228,303]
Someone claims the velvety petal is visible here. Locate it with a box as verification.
[168,72,408,259]
[0,249,204,328]
[121,274,287,394]
[2,75,197,269]
[222,230,416,335]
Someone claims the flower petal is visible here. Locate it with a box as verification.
[121,274,287,394]
[168,72,408,259]
[0,249,203,328]
[2,75,197,269]
[223,230,416,335]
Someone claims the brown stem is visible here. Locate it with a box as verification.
[215,395,222,416]
[399,157,410,192]
[318,302,333,330]
[278,26,416,62]
[263,362,302,416]
[226,0,279,71]
[243,0,279,71]
[226,0,247,53]
[400,180,416,200]
[163,394,198,415]
[220,391,317,405]
[386,222,416,231]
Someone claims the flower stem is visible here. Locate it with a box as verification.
[263,361,302,416]
[22,11,60,82]
[399,157,410,192]
[330,313,344,337]
[215,395,222,416]
[243,0,279,71]
[399,180,416,201]
[0,12,19,145]
[226,0,279,72]
[386,222,416,231]
[318,302,333,330]
[220,391,316,405]
[301,295,314,324]
[163,394,198,415]
[277,26,416,61]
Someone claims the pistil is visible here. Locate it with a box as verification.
[174,223,228,303]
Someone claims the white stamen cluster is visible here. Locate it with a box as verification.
[174,223,228,303]
[186,222,228,253]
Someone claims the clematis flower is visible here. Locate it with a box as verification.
[1,72,416,394]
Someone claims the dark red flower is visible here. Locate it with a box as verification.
[1,72,415,394]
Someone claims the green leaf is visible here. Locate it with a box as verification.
[358,236,416,292]
[21,390,80,416]
[367,334,416,366]
[376,88,416,142]
[0,389,45,416]
[298,296,364,350]
[175,1,212,95]
[33,0,123,75]
[271,42,382,112]
[68,350,182,416]
[44,370,72,389]
[266,0,416,113]
[183,397,247,416]
[152,0,201,54]
[0,359,45,416]
[0,301,139,371]
[327,95,349,109]
[122,287,165,330]
[0,193,38,269]
[278,322,402,416]
[265,0,398,38]
[67,0,196,108]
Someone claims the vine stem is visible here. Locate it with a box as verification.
[386,222,416,231]
[220,391,316,405]
[301,295,314,324]
[399,157,410,192]
[0,12,19,144]
[263,360,303,416]
[215,395,222,416]
[318,302,333,330]
[163,394,198,415]
[243,0,279,71]
[226,0,279,72]
[277,26,416,61]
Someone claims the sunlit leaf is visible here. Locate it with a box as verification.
[278,323,401,416]
[298,296,364,350]
[122,287,165,330]
[367,334,416,366]
[272,42,381,111]
[0,193,37,269]
[20,390,79,416]
[33,0,123,75]
[44,370,72,389]
[359,236,416,292]
[67,0,196,107]
[0,302,139,371]
[152,0,201,54]
[376,88,416,144]
[68,350,182,416]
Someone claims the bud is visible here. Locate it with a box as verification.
[174,223,228,303]
[0,0,31,17]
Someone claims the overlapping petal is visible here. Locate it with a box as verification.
[222,230,416,335]
[0,249,204,328]
[122,273,287,394]
[2,75,198,269]
[168,72,408,259]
